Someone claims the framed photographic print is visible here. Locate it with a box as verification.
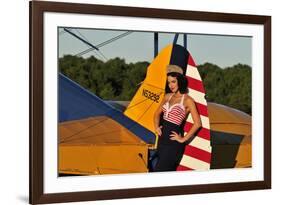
[29,0,271,204]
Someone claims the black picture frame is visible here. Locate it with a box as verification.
[30,1,271,204]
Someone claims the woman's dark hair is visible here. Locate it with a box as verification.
[166,72,188,94]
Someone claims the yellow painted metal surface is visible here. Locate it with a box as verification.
[59,116,148,175]
[208,102,252,168]
[124,44,173,132]
[235,143,252,167]
[208,102,251,136]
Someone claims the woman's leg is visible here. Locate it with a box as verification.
[154,144,182,172]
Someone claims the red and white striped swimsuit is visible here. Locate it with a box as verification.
[162,94,186,126]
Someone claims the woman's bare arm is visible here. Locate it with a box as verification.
[182,97,202,141]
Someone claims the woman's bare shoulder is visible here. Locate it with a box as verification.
[183,94,195,105]
[164,93,173,101]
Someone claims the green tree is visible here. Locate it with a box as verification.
[198,63,251,114]
[59,55,252,115]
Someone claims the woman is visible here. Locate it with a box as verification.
[153,64,202,172]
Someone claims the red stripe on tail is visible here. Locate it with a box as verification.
[177,165,194,171]
[187,55,196,67]
[184,122,210,140]
[190,102,209,117]
[184,145,211,163]
[187,76,205,93]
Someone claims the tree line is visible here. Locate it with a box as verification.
[59,55,252,115]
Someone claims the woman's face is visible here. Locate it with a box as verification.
[167,75,179,93]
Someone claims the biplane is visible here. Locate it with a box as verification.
[58,31,251,175]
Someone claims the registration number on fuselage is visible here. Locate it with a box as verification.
[142,89,160,103]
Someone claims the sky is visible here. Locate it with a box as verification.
[58,27,252,68]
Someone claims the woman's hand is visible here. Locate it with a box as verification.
[155,126,163,136]
[170,131,186,143]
